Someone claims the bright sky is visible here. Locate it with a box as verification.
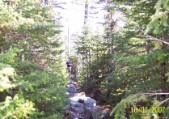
[52,0,105,55]
[62,2,84,35]
[52,0,125,55]
[53,0,106,36]
[53,0,84,36]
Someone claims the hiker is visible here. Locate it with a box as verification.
[66,59,72,73]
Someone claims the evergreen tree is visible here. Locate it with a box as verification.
[0,0,68,118]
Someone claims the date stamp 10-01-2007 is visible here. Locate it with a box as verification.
[131,106,166,113]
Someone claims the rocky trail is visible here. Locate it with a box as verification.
[64,75,111,119]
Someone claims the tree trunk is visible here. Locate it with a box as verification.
[45,0,48,5]
[84,0,88,26]
[125,107,130,119]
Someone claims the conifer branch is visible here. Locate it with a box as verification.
[144,93,169,96]
[158,98,169,106]
[146,34,169,46]
[137,27,169,46]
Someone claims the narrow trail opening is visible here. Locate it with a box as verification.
[64,74,111,119]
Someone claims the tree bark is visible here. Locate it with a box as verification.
[84,0,88,26]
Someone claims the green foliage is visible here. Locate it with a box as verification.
[0,48,21,65]
[75,28,113,100]
[75,0,169,119]
[108,0,169,118]
[0,49,19,92]
[0,49,67,118]
[110,94,147,118]
[0,0,67,118]
[146,0,169,35]
[164,106,169,117]
[0,94,38,119]
[0,66,16,92]
[20,70,67,118]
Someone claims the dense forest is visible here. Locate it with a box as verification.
[0,0,169,119]
[0,0,68,118]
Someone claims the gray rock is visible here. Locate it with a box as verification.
[70,101,85,113]
[69,111,82,119]
[68,79,74,84]
[83,97,96,109]
[69,92,96,105]
[67,84,77,94]
[65,79,107,119]
[89,106,102,119]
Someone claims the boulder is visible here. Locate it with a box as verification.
[65,79,110,119]
[69,92,96,108]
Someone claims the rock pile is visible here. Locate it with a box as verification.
[64,77,110,119]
